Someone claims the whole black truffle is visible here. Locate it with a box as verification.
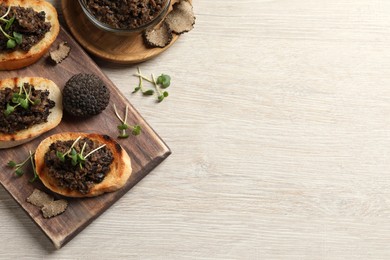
[63,74,110,117]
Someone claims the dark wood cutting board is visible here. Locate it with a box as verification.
[0,27,171,249]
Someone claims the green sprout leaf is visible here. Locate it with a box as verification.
[113,104,142,139]
[157,74,171,88]
[7,161,17,168]
[118,133,130,139]
[6,38,15,49]
[132,86,140,93]
[19,98,29,109]
[56,151,65,162]
[5,16,14,30]
[132,125,141,136]
[142,89,155,96]
[4,103,15,116]
[70,148,78,166]
[117,123,129,130]
[15,168,24,176]
[13,31,22,44]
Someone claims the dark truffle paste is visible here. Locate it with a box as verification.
[85,0,167,29]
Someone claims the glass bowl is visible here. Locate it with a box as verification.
[78,0,171,36]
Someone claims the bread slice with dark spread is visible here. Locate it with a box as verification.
[34,132,132,198]
[0,0,60,70]
[0,77,62,149]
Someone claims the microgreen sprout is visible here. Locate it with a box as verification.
[132,67,155,96]
[0,6,22,49]
[133,67,171,102]
[55,136,82,162]
[156,74,171,88]
[55,137,107,169]
[7,151,38,182]
[29,150,38,182]
[151,73,169,102]
[113,104,141,138]
[4,83,40,116]
[85,144,106,159]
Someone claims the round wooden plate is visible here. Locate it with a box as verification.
[61,0,181,64]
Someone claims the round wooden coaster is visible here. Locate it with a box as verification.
[61,0,180,64]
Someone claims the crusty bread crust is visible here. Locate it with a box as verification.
[35,132,132,198]
[0,0,60,70]
[0,77,63,149]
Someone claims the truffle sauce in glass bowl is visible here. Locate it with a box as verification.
[78,0,171,36]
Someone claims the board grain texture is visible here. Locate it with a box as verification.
[0,27,170,249]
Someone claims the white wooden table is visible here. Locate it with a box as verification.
[2,0,390,258]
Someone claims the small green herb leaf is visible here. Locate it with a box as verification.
[117,123,129,130]
[118,133,130,139]
[20,98,29,109]
[142,89,155,96]
[132,125,142,136]
[6,38,15,49]
[7,161,17,168]
[11,95,19,103]
[163,91,169,97]
[157,95,164,102]
[13,32,22,44]
[5,16,14,30]
[4,103,15,116]
[56,151,65,162]
[157,74,171,88]
[70,148,78,166]
[132,86,140,93]
[15,168,24,177]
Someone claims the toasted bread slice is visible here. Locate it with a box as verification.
[35,132,132,198]
[0,77,63,149]
[0,0,60,70]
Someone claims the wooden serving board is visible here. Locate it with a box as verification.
[0,27,171,249]
[62,0,181,64]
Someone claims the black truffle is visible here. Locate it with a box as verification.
[63,74,110,117]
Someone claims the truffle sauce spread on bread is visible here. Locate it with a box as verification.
[35,133,132,198]
[0,77,62,149]
[0,0,60,70]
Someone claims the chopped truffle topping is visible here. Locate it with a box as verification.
[62,74,110,117]
[85,0,168,29]
[50,42,71,64]
[41,200,68,218]
[143,21,173,48]
[165,0,195,35]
